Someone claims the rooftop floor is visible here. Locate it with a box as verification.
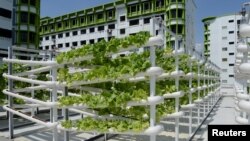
[0,87,238,141]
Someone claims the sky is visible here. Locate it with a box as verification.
[41,0,249,44]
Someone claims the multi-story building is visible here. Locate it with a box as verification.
[0,0,40,62]
[202,14,242,85]
[0,0,13,59]
[39,0,196,52]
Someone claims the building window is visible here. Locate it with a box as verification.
[58,33,63,38]
[80,17,85,24]
[144,18,150,24]
[129,19,139,26]
[97,13,103,20]
[98,38,104,42]
[65,32,70,37]
[57,23,62,29]
[222,69,227,72]
[72,31,78,36]
[143,2,150,11]
[45,36,49,40]
[229,64,234,66]
[222,26,227,29]
[156,0,164,8]
[29,13,36,25]
[228,19,234,23]
[222,80,227,83]
[65,43,70,47]
[120,16,126,22]
[81,29,86,34]
[229,52,234,55]
[222,37,227,40]
[21,0,28,4]
[58,44,63,48]
[229,42,234,45]
[130,5,137,13]
[30,0,36,6]
[20,12,28,23]
[0,28,12,38]
[89,27,95,33]
[237,20,241,25]
[0,8,12,19]
[108,24,115,29]
[108,36,114,41]
[98,26,104,31]
[120,28,126,35]
[222,58,227,62]
[80,40,86,45]
[106,9,114,20]
[45,46,49,50]
[89,39,95,44]
[229,31,234,34]
[229,75,234,77]
[52,35,56,39]
[72,42,78,46]
[29,32,36,43]
[222,47,227,51]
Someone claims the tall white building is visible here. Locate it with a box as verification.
[0,0,13,59]
[0,0,40,62]
[202,14,242,85]
[40,0,196,52]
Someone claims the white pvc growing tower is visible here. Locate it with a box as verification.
[2,18,221,141]
[235,2,250,125]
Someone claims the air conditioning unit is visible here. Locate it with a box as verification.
[107,29,112,34]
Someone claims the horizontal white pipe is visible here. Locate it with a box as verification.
[3,90,56,107]
[235,116,248,124]
[57,124,163,136]
[12,46,44,53]
[3,58,57,66]
[3,74,57,87]
[14,85,47,93]
[68,108,97,117]
[13,104,42,108]
[3,105,57,128]
[15,66,53,77]
[74,86,104,93]
[60,46,140,65]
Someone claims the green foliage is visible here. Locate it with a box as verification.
[56,32,151,64]
[62,117,149,133]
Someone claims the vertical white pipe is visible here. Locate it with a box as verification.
[174,37,179,141]
[31,56,35,117]
[51,57,58,141]
[149,45,156,141]
[197,64,201,125]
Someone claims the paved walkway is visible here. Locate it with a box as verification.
[192,95,237,141]
[0,88,237,141]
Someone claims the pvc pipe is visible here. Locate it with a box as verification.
[7,46,13,139]
[57,124,164,136]
[163,91,184,98]
[13,104,43,108]
[3,73,57,87]
[149,45,157,141]
[3,90,56,107]
[3,58,57,66]
[14,85,47,93]
[15,66,53,77]
[3,106,57,128]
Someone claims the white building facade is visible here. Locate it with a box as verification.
[40,0,196,53]
[202,14,242,85]
[0,0,13,58]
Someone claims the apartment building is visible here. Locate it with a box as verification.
[39,0,196,52]
[202,14,242,85]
